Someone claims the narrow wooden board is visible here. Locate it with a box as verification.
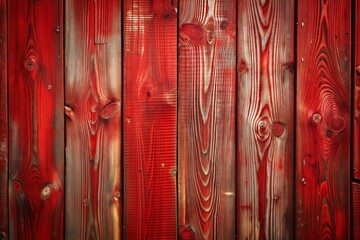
[353,182,360,239]
[65,0,122,239]
[296,0,351,238]
[8,0,64,239]
[354,0,360,180]
[123,0,178,238]
[237,0,295,239]
[178,0,236,239]
[0,0,6,238]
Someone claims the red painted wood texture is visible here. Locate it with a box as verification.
[354,0,360,180]
[65,0,122,239]
[8,0,64,239]
[123,0,177,239]
[296,0,351,239]
[237,0,295,239]
[0,0,6,239]
[178,0,236,239]
[353,182,360,239]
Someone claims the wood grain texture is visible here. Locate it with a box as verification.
[123,0,177,239]
[354,0,360,180]
[8,0,64,239]
[65,0,122,239]
[352,182,360,239]
[237,1,294,239]
[178,0,236,239]
[296,0,351,239]
[0,0,6,239]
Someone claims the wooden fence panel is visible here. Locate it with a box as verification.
[296,0,351,239]
[8,0,64,239]
[0,0,6,238]
[65,0,122,239]
[178,0,236,239]
[123,0,178,239]
[237,0,295,239]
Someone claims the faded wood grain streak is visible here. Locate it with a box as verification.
[0,0,6,238]
[237,0,295,239]
[123,0,177,239]
[178,0,236,239]
[296,0,351,239]
[8,0,64,239]
[354,0,360,179]
[65,0,122,239]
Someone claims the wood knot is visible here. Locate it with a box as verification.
[238,60,248,73]
[100,101,120,120]
[220,20,228,30]
[271,122,284,137]
[12,180,22,193]
[180,23,204,43]
[329,115,345,133]
[24,58,36,71]
[179,226,195,240]
[256,120,270,141]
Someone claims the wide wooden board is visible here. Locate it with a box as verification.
[296,0,351,238]
[237,0,295,239]
[178,0,237,239]
[123,0,178,239]
[0,0,6,238]
[8,0,64,239]
[65,0,122,238]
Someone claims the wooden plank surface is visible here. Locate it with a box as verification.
[8,0,64,239]
[0,0,6,238]
[123,0,177,238]
[178,0,236,239]
[352,182,360,239]
[354,0,360,180]
[65,0,122,239]
[237,0,295,239]
[296,0,351,239]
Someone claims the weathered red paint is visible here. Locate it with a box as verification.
[65,0,122,239]
[296,0,351,238]
[8,0,64,239]
[178,0,237,239]
[123,0,177,239]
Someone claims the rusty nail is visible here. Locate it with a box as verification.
[300,177,306,185]
[114,191,121,200]
[41,184,52,199]
[312,113,322,124]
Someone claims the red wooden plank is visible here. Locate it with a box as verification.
[237,0,295,238]
[354,0,360,180]
[0,0,6,238]
[8,0,64,239]
[123,0,177,238]
[65,0,122,239]
[296,0,351,239]
[178,0,236,239]
[353,182,360,239]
